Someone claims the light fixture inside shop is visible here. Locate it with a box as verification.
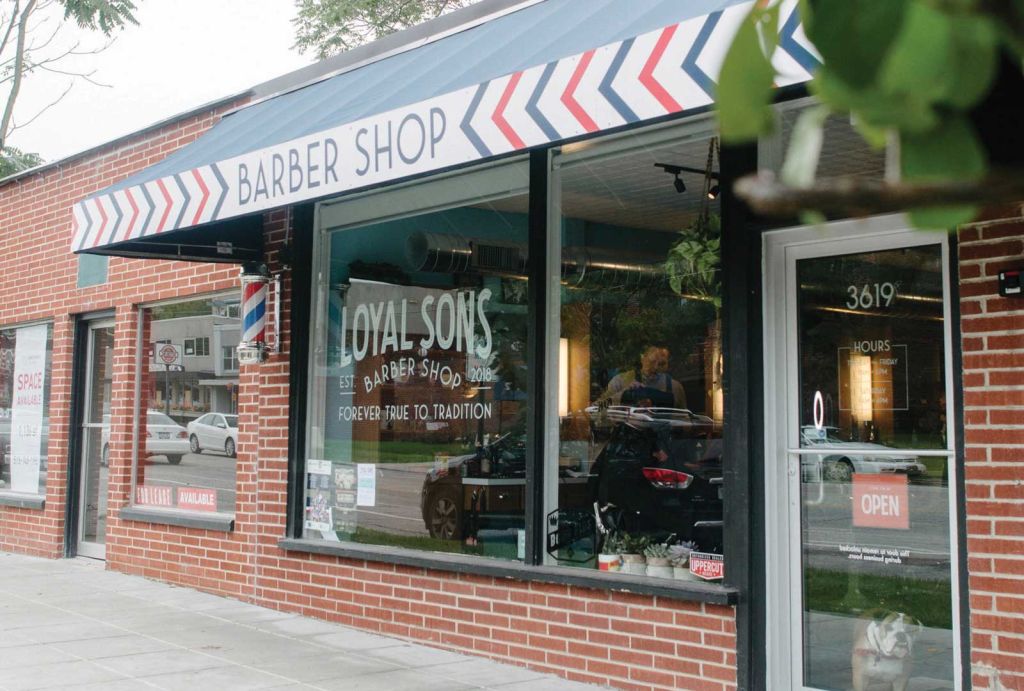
[559,337,569,417]
[654,163,720,198]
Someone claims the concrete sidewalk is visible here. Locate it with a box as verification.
[0,552,598,691]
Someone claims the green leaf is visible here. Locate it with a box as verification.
[812,70,938,134]
[879,2,956,103]
[901,116,986,182]
[716,3,781,143]
[781,105,829,187]
[902,116,986,228]
[943,14,999,109]
[908,205,978,229]
[802,0,906,89]
[879,3,998,111]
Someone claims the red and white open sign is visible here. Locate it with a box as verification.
[853,474,910,530]
[689,552,724,580]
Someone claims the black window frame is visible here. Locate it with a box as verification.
[282,117,748,606]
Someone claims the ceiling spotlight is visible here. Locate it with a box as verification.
[707,184,720,200]
[655,163,688,195]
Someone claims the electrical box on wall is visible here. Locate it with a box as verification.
[998,269,1023,297]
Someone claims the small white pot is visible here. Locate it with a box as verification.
[598,554,622,572]
[646,564,673,579]
[621,554,646,575]
[674,566,700,581]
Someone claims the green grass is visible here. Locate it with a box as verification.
[804,567,952,629]
[323,440,470,464]
[348,527,518,560]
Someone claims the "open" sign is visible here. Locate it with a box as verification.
[853,474,910,530]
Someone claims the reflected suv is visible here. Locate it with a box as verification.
[587,406,723,551]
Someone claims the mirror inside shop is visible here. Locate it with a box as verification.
[306,132,725,582]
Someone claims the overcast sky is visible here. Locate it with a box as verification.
[9,0,312,162]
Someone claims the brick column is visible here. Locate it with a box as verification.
[958,216,1024,690]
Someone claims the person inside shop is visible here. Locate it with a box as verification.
[599,345,688,410]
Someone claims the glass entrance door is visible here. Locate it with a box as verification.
[764,219,960,690]
[76,319,115,560]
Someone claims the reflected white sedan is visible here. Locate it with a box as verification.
[187,413,239,458]
[800,426,927,481]
[100,411,190,465]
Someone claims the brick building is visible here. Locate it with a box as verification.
[1,1,1021,689]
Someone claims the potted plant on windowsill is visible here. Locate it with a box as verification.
[598,532,623,572]
[619,533,649,575]
[644,543,673,579]
[669,541,699,581]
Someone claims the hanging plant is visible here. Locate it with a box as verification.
[665,214,721,308]
[665,138,722,309]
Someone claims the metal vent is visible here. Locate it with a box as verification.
[473,242,527,274]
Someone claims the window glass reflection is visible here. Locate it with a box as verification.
[796,245,954,690]
[133,297,240,514]
[307,193,530,560]
[552,132,725,582]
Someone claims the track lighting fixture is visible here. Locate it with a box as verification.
[655,162,719,198]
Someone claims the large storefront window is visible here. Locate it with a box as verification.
[306,163,530,559]
[131,296,239,515]
[548,124,725,581]
[0,323,53,496]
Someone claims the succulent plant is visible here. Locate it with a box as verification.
[643,543,670,560]
[668,541,697,567]
[621,533,650,554]
[601,531,625,555]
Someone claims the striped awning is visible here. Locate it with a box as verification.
[70,0,817,259]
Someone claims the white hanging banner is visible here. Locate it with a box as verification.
[10,324,48,494]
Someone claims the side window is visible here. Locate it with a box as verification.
[133,296,239,515]
[0,323,54,496]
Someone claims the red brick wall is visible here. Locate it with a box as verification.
[0,103,740,691]
[959,215,1024,691]
[0,102,243,556]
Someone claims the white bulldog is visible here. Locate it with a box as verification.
[851,612,922,691]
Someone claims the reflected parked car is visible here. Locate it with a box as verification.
[587,406,723,551]
[800,425,926,482]
[187,413,239,458]
[101,411,191,465]
[419,406,723,552]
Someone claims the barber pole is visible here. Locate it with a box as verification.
[238,263,271,363]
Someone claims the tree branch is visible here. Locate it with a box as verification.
[9,78,71,130]
[1,0,38,150]
[0,1,20,59]
[733,171,1024,218]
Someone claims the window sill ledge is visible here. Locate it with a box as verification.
[119,507,234,532]
[0,492,45,510]
[278,538,737,605]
